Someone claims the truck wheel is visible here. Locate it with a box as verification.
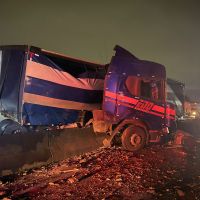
[0,119,26,135]
[121,125,146,152]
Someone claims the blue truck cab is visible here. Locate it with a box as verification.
[100,46,176,151]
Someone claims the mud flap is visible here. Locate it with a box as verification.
[0,127,105,176]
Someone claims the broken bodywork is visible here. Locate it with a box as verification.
[0,45,178,175]
[0,45,106,175]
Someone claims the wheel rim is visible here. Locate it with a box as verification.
[130,133,142,146]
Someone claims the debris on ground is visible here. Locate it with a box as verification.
[0,135,200,200]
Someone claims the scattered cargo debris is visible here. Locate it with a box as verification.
[0,130,199,199]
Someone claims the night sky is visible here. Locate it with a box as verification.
[0,0,200,94]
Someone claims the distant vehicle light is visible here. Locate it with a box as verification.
[192,111,197,116]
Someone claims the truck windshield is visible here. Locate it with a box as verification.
[167,84,183,116]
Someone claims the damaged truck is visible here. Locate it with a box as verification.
[0,45,176,175]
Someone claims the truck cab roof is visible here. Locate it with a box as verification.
[109,45,166,80]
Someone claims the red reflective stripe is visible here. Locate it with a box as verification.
[105,91,117,99]
[105,97,134,109]
[105,91,138,105]
[117,101,135,109]
[106,98,164,118]
[117,95,138,105]
[152,105,165,114]
[105,91,173,119]
[166,108,176,116]
[148,111,164,118]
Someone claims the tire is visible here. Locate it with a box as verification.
[121,125,147,152]
[0,119,26,135]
